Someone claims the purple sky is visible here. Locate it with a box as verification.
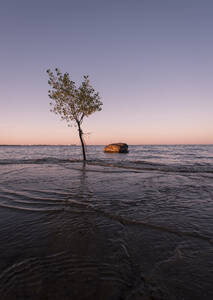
[1,0,213,145]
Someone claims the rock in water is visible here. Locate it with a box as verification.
[104,143,128,153]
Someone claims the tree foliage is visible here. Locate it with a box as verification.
[47,68,102,160]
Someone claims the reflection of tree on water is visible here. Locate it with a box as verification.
[66,162,96,235]
[77,162,91,201]
[67,162,93,203]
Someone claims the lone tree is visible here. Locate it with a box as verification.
[47,68,102,161]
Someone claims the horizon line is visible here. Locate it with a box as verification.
[0,143,212,146]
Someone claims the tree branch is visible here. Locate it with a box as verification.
[80,112,85,124]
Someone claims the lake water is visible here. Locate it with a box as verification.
[0,145,213,299]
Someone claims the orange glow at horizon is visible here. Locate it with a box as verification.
[1,125,212,145]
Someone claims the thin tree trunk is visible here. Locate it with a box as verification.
[77,122,86,161]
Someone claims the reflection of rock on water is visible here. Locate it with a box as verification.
[104,143,128,153]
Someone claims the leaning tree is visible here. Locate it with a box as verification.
[47,68,102,161]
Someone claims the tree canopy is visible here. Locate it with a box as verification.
[47,68,102,160]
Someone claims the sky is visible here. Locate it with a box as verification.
[0,0,213,145]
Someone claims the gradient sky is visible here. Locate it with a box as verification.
[1,0,213,145]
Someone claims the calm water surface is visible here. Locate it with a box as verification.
[0,145,213,299]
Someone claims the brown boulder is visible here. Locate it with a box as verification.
[104,143,128,153]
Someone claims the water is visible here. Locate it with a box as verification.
[0,145,213,299]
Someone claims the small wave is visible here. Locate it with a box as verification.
[0,157,213,174]
[88,160,213,174]
[0,157,81,165]
[65,200,213,246]
[0,202,64,213]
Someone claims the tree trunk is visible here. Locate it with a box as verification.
[77,122,86,161]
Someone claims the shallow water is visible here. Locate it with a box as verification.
[0,145,213,299]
